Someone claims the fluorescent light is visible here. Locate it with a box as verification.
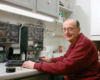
[0,4,54,22]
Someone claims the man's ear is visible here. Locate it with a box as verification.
[78,27,80,34]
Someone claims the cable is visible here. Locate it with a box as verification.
[47,21,57,32]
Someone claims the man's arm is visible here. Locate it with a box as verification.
[51,44,72,63]
[34,41,98,75]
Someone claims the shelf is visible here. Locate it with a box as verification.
[57,21,63,24]
[59,5,73,13]
[48,32,63,37]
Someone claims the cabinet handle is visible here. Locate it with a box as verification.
[48,1,51,4]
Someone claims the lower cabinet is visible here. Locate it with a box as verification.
[19,74,64,80]
[50,75,64,80]
[20,74,49,80]
[8,74,50,80]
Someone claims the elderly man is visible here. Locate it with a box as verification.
[22,19,100,80]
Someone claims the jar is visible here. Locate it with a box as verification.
[59,46,62,53]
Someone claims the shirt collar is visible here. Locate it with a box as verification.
[71,33,83,49]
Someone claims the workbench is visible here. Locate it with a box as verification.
[0,63,49,80]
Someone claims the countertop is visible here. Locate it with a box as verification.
[0,63,41,80]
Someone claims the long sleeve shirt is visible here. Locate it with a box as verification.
[34,33,100,80]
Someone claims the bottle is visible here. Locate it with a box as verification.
[65,0,69,9]
[59,46,62,53]
[61,13,63,22]
[21,52,25,60]
[59,12,62,22]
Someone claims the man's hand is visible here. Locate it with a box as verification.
[22,60,35,69]
[41,55,51,63]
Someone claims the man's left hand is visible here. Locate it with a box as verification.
[22,60,35,69]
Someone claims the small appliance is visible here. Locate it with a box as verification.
[0,46,7,62]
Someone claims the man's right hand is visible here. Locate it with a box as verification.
[41,55,51,63]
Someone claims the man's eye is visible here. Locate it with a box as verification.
[63,29,66,31]
[68,28,73,31]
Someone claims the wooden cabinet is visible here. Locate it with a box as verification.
[2,0,34,9]
[36,0,59,17]
[91,0,100,40]
[8,74,49,80]
[0,0,73,22]
[20,74,49,80]
[1,0,59,18]
[91,0,100,35]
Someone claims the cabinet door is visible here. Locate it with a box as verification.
[2,0,34,9]
[91,0,100,35]
[20,74,49,80]
[36,0,59,17]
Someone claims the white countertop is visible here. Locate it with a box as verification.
[0,63,41,80]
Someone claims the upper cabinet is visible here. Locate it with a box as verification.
[91,0,100,35]
[0,0,73,21]
[1,0,59,18]
[91,0,100,40]
[2,0,34,9]
[36,0,59,17]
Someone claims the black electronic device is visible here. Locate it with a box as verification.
[20,25,44,60]
[0,46,7,62]
[5,57,42,67]
[0,22,20,44]
[7,47,21,60]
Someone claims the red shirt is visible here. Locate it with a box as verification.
[34,33,100,80]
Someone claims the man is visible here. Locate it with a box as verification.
[22,19,100,80]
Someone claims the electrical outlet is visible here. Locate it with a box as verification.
[27,52,35,58]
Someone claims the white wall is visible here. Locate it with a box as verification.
[63,0,91,49]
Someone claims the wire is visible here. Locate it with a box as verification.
[47,21,57,32]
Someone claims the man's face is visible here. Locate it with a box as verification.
[63,21,80,43]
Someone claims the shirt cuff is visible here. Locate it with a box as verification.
[34,63,41,70]
[51,58,55,62]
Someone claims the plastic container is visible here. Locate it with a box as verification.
[59,46,62,53]
[61,13,63,22]
[58,12,63,22]
[21,52,25,60]
[59,12,62,22]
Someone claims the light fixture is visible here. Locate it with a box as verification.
[0,3,54,22]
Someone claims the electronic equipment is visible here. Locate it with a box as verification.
[0,46,7,62]
[0,22,20,44]
[5,57,42,67]
[5,60,25,67]
[7,47,21,60]
[20,25,44,60]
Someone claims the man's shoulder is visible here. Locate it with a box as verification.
[76,33,93,46]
